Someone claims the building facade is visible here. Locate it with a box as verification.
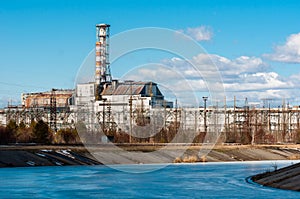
[22,89,74,108]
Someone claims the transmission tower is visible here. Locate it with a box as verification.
[50,88,57,132]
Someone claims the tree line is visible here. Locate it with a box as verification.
[0,120,80,145]
[2,119,300,145]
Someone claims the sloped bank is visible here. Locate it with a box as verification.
[1,144,300,167]
[0,146,101,167]
[251,162,300,191]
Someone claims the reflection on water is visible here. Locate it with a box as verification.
[0,161,299,198]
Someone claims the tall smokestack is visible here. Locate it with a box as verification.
[95,23,111,99]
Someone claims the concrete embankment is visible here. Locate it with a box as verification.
[85,144,300,164]
[251,162,300,191]
[0,146,101,167]
[1,144,300,167]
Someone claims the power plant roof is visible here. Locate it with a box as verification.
[101,81,159,96]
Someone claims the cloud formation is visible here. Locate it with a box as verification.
[195,55,294,100]
[191,54,268,82]
[179,26,213,41]
[123,53,297,105]
[264,32,300,63]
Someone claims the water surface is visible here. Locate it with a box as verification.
[0,161,299,198]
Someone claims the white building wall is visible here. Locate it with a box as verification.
[75,83,95,105]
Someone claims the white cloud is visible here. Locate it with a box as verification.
[192,54,267,76]
[264,32,300,63]
[224,72,292,92]
[179,26,213,41]
[122,53,299,104]
[163,54,268,82]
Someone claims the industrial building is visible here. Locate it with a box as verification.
[22,89,74,108]
[1,23,300,144]
[75,80,172,109]
[0,23,172,133]
[1,89,75,130]
[72,23,174,137]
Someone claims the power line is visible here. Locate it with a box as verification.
[0,81,48,89]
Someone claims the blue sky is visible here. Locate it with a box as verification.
[1,0,300,107]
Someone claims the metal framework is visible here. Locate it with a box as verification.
[50,89,57,132]
[95,23,111,99]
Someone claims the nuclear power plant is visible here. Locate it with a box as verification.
[0,23,173,138]
[1,24,300,144]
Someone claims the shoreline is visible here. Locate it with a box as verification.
[251,161,300,192]
[1,144,300,168]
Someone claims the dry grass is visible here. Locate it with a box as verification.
[174,155,199,163]
[182,156,195,163]
[200,155,207,162]
[288,154,300,160]
[174,157,182,163]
